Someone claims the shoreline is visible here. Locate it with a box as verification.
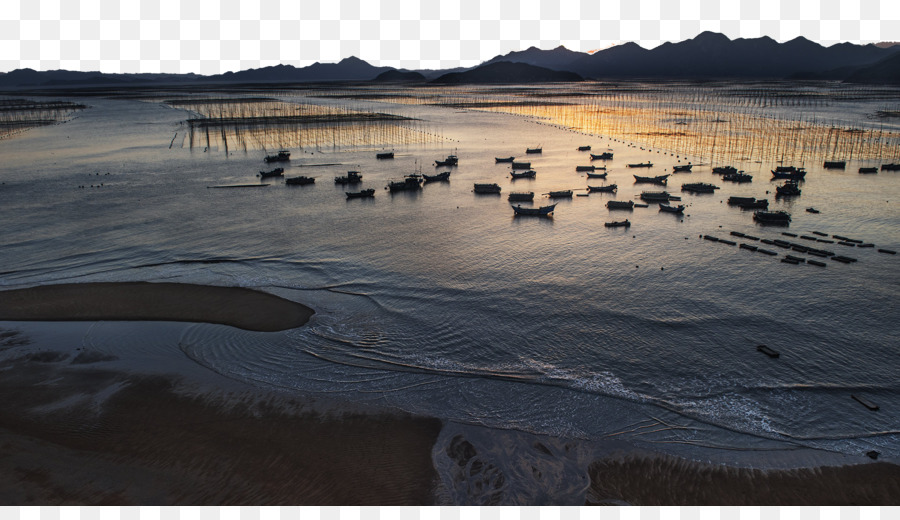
[0,282,315,332]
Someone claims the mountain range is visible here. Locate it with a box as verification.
[2,31,898,89]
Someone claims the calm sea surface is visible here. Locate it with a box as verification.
[1,82,899,503]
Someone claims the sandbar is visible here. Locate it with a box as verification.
[0,282,314,332]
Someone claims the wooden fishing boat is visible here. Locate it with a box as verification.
[585,171,608,179]
[376,151,394,159]
[672,164,693,172]
[658,203,685,213]
[587,184,617,193]
[882,163,900,171]
[387,174,423,192]
[604,219,630,227]
[264,150,290,163]
[775,181,801,197]
[512,203,556,216]
[753,210,791,224]
[334,171,362,184]
[722,172,752,183]
[511,161,531,169]
[510,170,536,179]
[823,160,846,169]
[434,155,458,167]
[346,188,375,199]
[634,174,668,184]
[525,147,542,154]
[859,167,878,174]
[606,200,634,210]
[806,207,820,214]
[495,156,514,163]
[508,192,534,202]
[681,182,719,193]
[712,166,738,175]
[547,190,573,198]
[285,175,315,185]
[627,162,653,168]
[473,183,501,194]
[771,166,806,179]
[259,167,285,178]
[640,191,670,201]
[590,152,613,160]
[756,345,780,358]
[576,165,598,172]
[577,145,591,151]
[728,196,756,205]
[422,171,451,182]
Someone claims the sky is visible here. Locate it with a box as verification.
[1,0,898,74]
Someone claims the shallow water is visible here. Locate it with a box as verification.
[1,82,899,503]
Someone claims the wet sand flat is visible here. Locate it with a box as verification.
[0,359,442,505]
[0,282,314,332]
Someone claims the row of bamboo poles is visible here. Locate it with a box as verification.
[0,98,86,140]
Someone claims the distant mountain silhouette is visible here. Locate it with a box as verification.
[2,32,900,88]
[844,52,900,84]
[568,32,900,79]
[432,62,583,84]
[213,57,392,83]
[481,45,584,71]
[373,70,426,82]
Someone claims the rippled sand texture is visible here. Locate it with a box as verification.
[0,346,442,505]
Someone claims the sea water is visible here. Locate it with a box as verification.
[1,83,899,503]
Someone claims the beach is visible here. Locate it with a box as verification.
[1,282,898,505]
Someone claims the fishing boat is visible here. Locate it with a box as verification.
[511,161,531,169]
[604,219,630,227]
[681,182,719,193]
[753,210,792,224]
[495,156,514,163]
[264,150,290,163]
[775,181,801,197]
[722,172,752,183]
[606,200,634,210]
[473,183,501,194]
[376,151,394,159]
[640,191,670,201]
[422,171,451,183]
[859,167,878,174]
[658,203,685,213]
[587,184,617,193]
[387,174,423,192]
[823,160,846,169]
[585,171,608,179]
[590,152,613,160]
[882,163,900,171]
[806,207,820,214]
[508,192,534,202]
[712,166,738,175]
[577,145,591,151]
[672,164,693,172]
[346,188,375,199]
[627,162,653,168]
[576,165,598,172]
[434,155,458,167]
[285,175,314,185]
[771,166,806,179]
[634,174,668,184]
[334,171,362,184]
[259,167,285,178]
[510,170,536,179]
[547,190,573,198]
[740,199,769,209]
[512,203,556,216]
[728,196,756,205]
[525,147,542,154]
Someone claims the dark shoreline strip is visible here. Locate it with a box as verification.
[0,282,314,332]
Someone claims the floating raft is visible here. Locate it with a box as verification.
[782,232,798,237]
[812,231,828,237]
[851,394,879,411]
[757,248,777,256]
[878,249,897,254]
[744,235,760,241]
[808,260,826,267]
[703,235,719,242]
[719,239,737,246]
[756,345,780,358]
[739,244,757,251]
